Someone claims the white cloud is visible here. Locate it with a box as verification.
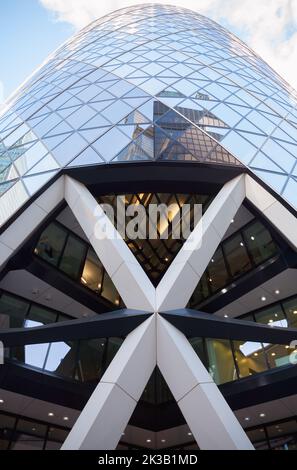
[39,0,297,89]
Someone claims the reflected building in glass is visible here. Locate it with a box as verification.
[0,4,297,451]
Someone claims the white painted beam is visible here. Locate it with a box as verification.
[246,175,297,250]
[0,176,65,268]
[64,176,155,311]
[156,315,254,450]
[61,315,156,450]
[156,175,246,311]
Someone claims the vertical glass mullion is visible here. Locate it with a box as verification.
[230,340,240,381]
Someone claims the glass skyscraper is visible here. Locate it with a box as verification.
[0,4,297,451]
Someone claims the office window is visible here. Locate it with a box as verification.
[35,223,67,266]
[206,338,237,384]
[254,305,287,328]
[81,248,104,292]
[59,235,87,279]
[0,414,16,450]
[11,419,47,450]
[0,293,29,329]
[243,221,277,265]
[224,234,252,278]
[233,340,268,378]
[283,297,297,328]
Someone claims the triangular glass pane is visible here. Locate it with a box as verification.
[282,178,297,208]
[78,127,111,143]
[254,170,288,192]
[67,147,104,167]
[23,170,58,195]
[0,163,18,182]
[250,153,286,173]
[0,180,16,195]
[26,154,60,175]
[111,141,153,163]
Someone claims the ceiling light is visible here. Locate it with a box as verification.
[240,242,244,247]
[261,296,267,302]
[293,311,297,315]
[146,439,152,443]
[244,417,250,421]
[275,290,280,295]
[98,283,101,289]
[286,346,290,349]
[0,399,4,404]
[32,427,36,431]
[250,236,255,241]
[48,412,54,417]
[260,413,266,418]
[63,416,69,421]
[187,432,192,436]
[165,257,169,262]
[211,259,215,263]
[269,319,273,324]
[224,315,229,318]
[221,288,228,294]
[271,353,276,357]
[254,353,258,357]
[115,299,120,305]
[81,277,87,285]
[161,439,166,443]
[231,219,235,224]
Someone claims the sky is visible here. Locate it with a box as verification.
[1,0,297,104]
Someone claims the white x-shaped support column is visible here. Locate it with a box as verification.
[1,172,297,449]
[61,174,251,450]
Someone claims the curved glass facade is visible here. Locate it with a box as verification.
[1,3,297,227]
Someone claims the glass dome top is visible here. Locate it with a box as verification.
[1,3,297,227]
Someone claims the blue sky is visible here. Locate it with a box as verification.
[0,0,73,100]
[1,0,297,103]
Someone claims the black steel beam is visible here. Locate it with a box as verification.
[0,310,152,346]
[160,309,297,345]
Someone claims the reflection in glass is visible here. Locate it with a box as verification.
[81,248,104,292]
[0,414,16,450]
[0,293,29,329]
[223,234,252,278]
[44,341,77,379]
[35,223,67,266]
[233,340,268,378]
[59,235,87,279]
[206,338,236,384]
[11,419,47,450]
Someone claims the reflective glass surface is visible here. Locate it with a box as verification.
[189,218,279,308]
[34,221,122,307]
[1,4,297,227]
[0,411,68,450]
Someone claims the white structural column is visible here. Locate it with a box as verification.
[0,176,65,269]
[157,315,254,450]
[156,175,246,311]
[64,176,156,311]
[245,175,297,250]
[62,315,156,450]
